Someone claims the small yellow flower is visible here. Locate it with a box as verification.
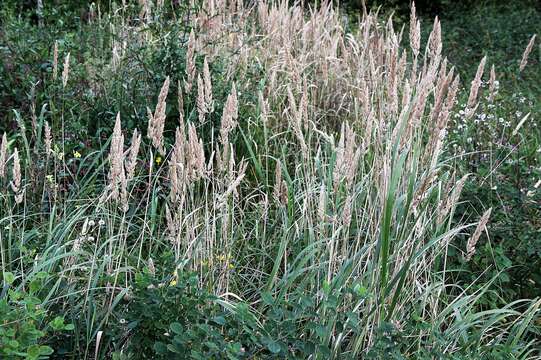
[169,279,177,287]
[155,156,162,165]
[228,263,235,270]
[73,150,81,158]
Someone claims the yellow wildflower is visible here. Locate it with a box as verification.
[217,254,226,262]
[155,155,162,165]
[73,150,81,158]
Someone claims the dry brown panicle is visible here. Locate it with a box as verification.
[219,82,239,148]
[169,126,187,202]
[62,52,70,88]
[101,113,128,210]
[409,3,420,58]
[488,64,497,102]
[466,56,487,115]
[258,91,269,126]
[0,133,8,179]
[203,57,213,113]
[273,161,287,206]
[466,208,492,261]
[52,41,59,81]
[44,121,52,155]
[148,76,170,154]
[287,85,308,159]
[125,128,141,182]
[186,123,205,181]
[437,174,469,225]
[11,148,23,204]
[185,29,197,93]
[197,74,206,124]
[519,34,536,72]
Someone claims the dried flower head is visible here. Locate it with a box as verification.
[102,113,128,211]
[0,133,8,179]
[11,148,23,204]
[466,208,492,261]
[467,56,486,111]
[125,128,141,181]
[62,52,71,88]
[197,74,206,123]
[148,76,170,154]
[53,41,59,81]
[519,34,536,72]
[203,57,213,113]
[219,83,239,147]
[187,123,205,181]
[185,30,197,93]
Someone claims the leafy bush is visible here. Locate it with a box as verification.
[122,269,368,358]
[0,272,73,359]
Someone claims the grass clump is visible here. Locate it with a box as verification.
[0,0,539,358]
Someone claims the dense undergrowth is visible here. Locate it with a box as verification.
[0,1,540,359]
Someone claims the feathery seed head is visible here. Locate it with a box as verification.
[519,34,536,72]
[62,52,71,88]
[0,133,8,179]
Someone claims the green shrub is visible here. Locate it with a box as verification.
[0,272,74,359]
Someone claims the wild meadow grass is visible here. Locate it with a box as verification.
[0,1,540,358]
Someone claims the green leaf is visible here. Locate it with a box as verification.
[170,322,184,335]
[153,342,168,354]
[39,346,54,355]
[29,280,41,294]
[50,316,65,330]
[266,341,281,354]
[261,291,274,305]
[4,272,15,285]
[27,344,41,359]
[212,316,226,325]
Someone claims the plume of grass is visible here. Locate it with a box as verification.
[519,34,536,72]
[147,76,170,154]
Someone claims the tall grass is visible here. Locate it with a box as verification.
[0,0,539,358]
